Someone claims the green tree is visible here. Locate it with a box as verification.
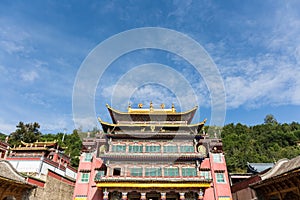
[9,122,41,146]
[63,129,82,168]
[0,132,7,141]
[264,114,278,125]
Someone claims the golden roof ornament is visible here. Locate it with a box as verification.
[161,103,165,109]
[150,101,153,111]
[127,103,131,112]
[138,103,143,108]
[171,103,176,112]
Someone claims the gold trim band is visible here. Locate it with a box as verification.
[96,182,211,188]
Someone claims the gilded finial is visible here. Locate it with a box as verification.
[138,103,143,108]
[161,103,165,109]
[171,103,176,112]
[128,103,131,112]
[150,101,153,110]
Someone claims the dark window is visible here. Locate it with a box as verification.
[113,168,121,176]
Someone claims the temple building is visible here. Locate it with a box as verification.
[0,138,9,159]
[251,156,300,200]
[5,140,77,200]
[73,103,232,200]
[231,157,300,200]
[7,140,77,181]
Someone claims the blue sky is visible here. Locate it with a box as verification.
[0,1,299,134]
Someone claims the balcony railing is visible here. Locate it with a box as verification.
[95,174,212,182]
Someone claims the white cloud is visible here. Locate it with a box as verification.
[0,40,26,54]
[20,70,39,82]
[0,120,15,134]
[223,54,300,109]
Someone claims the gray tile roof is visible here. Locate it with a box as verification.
[247,162,274,173]
[0,160,27,183]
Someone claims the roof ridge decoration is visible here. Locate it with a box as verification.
[99,103,205,133]
[260,158,289,180]
[21,140,58,145]
[106,103,198,114]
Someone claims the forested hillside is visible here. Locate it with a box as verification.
[221,115,300,172]
[0,132,6,141]
[2,115,300,172]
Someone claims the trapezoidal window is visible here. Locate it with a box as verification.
[113,168,121,176]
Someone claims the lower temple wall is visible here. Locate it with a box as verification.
[29,175,74,200]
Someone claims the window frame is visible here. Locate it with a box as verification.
[182,167,197,177]
[145,168,162,177]
[164,167,179,177]
[128,145,143,153]
[112,145,126,152]
[216,172,226,183]
[129,167,143,177]
[145,145,161,153]
[200,170,211,180]
[212,153,223,163]
[180,145,194,153]
[84,153,92,162]
[163,145,178,153]
[81,172,90,182]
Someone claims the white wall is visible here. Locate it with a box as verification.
[9,160,42,173]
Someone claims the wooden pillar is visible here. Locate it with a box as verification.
[140,193,146,200]
[179,193,185,200]
[161,192,166,200]
[122,192,128,200]
[198,189,204,200]
[103,189,109,200]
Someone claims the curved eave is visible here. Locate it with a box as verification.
[106,104,198,124]
[98,118,206,133]
[250,168,300,189]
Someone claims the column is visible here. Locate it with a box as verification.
[103,189,109,200]
[179,166,182,177]
[161,192,166,200]
[122,192,128,200]
[179,193,185,200]
[198,189,203,200]
[140,192,146,200]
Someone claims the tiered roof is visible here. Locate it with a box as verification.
[99,104,206,134]
[106,104,197,123]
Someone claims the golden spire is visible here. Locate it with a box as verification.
[150,101,153,111]
[171,103,176,112]
[128,103,131,112]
